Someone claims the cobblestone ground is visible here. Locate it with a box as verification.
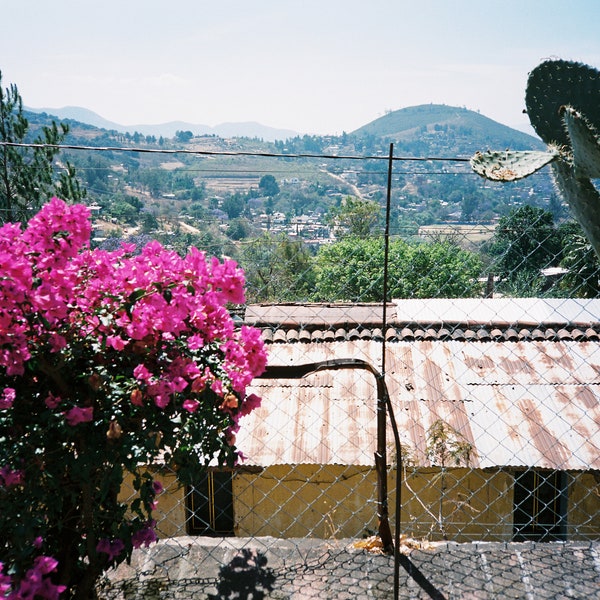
[97,537,600,599]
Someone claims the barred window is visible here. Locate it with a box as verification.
[513,470,568,541]
[186,471,234,536]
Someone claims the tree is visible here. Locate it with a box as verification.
[240,233,315,302]
[175,130,193,143]
[326,196,380,238]
[140,211,159,233]
[559,221,600,298]
[258,175,279,197]
[0,199,266,599]
[489,205,561,281]
[314,237,482,302]
[227,217,253,241]
[0,71,85,223]
[222,193,246,219]
[191,183,206,202]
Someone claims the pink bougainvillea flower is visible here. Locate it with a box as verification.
[210,379,224,396]
[239,393,262,418]
[63,406,93,426]
[0,387,15,409]
[9,554,67,600]
[187,334,204,350]
[44,393,61,409]
[0,198,267,592]
[182,398,200,413]
[96,538,125,562]
[0,466,23,487]
[0,563,10,596]
[106,335,127,350]
[48,333,67,352]
[132,364,152,382]
[131,521,157,549]
[32,555,59,576]
[169,376,188,393]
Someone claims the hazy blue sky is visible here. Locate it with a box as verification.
[2,0,599,135]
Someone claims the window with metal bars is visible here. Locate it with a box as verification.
[186,471,234,536]
[512,469,568,541]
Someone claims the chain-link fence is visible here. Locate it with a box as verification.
[97,164,600,598]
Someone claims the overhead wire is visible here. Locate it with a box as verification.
[0,141,473,163]
[1,141,551,179]
[0,141,553,232]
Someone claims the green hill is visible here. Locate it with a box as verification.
[351,104,544,155]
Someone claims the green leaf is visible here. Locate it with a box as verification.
[127,289,147,304]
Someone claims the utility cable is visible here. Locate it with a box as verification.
[0,141,472,163]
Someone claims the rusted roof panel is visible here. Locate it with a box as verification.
[246,299,600,328]
[245,303,394,327]
[237,338,600,470]
[245,299,600,343]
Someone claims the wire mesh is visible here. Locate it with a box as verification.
[97,190,600,597]
[5,139,596,597]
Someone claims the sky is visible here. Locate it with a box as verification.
[2,0,600,136]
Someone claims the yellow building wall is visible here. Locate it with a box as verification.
[119,469,187,538]
[232,465,514,542]
[119,466,600,542]
[233,464,378,538]
[391,467,514,542]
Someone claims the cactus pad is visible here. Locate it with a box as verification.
[470,149,558,181]
[525,59,600,146]
[561,106,600,179]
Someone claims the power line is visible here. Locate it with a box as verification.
[0,141,472,163]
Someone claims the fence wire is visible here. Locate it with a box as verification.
[25,144,595,598]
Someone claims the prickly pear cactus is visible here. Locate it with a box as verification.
[525,59,600,147]
[470,149,558,181]
[560,106,600,179]
[470,59,600,260]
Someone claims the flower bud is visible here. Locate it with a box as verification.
[130,389,143,406]
[220,393,238,411]
[107,419,123,440]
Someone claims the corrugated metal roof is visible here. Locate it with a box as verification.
[237,301,600,471]
[246,299,600,343]
[247,298,600,327]
[391,298,600,326]
[244,303,394,327]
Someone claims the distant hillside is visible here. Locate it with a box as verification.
[26,106,298,142]
[352,104,545,155]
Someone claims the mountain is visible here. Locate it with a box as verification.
[25,103,545,159]
[25,106,298,142]
[25,106,123,132]
[352,104,545,154]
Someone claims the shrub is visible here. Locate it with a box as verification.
[0,198,267,599]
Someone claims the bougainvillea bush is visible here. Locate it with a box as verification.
[0,198,267,599]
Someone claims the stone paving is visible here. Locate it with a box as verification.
[97,536,600,599]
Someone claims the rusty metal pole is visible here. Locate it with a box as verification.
[375,142,395,552]
[258,358,394,551]
[375,373,393,552]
